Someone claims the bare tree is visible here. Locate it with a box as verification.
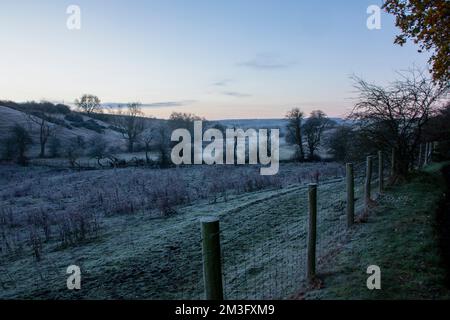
[142,128,156,164]
[116,103,146,153]
[286,108,305,161]
[26,113,56,158]
[303,110,333,160]
[169,112,204,133]
[153,124,172,167]
[75,94,102,115]
[349,69,447,181]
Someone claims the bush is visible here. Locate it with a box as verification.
[56,211,101,248]
[1,100,71,115]
[72,119,105,133]
[48,136,62,158]
[65,113,84,123]
[27,210,52,242]
[0,208,22,256]
[64,136,85,168]
[2,124,32,165]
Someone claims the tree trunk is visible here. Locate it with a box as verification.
[309,145,314,160]
[128,140,134,153]
[296,125,304,161]
[145,147,150,164]
[391,147,410,183]
[39,143,46,158]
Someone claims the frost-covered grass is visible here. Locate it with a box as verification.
[0,162,350,299]
[303,163,450,300]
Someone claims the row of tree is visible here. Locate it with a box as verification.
[2,68,448,180]
[285,109,334,161]
[0,97,206,167]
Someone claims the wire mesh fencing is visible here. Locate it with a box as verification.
[219,185,309,299]
[137,153,391,300]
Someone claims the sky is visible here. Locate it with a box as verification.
[0,0,431,120]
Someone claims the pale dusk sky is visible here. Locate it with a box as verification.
[0,0,430,120]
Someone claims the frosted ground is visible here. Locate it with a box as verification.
[0,161,369,299]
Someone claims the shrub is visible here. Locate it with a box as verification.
[1,100,71,115]
[48,136,62,158]
[3,124,32,166]
[27,210,52,242]
[72,119,105,133]
[65,113,84,123]
[55,211,101,248]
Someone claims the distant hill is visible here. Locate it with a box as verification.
[0,101,349,160]
[213,117,349,136]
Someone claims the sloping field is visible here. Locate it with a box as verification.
[0,106,125,157]
[0,164,367,299]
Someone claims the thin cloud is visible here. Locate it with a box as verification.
[142,100,196,108]
[222,91,251,98]
[238,54,294,70]
[213,79,233,87]
[103,100,196,109]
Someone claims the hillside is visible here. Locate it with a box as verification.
[0,105,126,157]
[0,105,339,163]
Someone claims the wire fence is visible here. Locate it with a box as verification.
[135,152,391,300]
[2,141,441,299]
[145,142,439,300]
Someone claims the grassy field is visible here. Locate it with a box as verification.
[0,162,352,299]
[0,180,351,299]
[5,158,441,300]
[303,162,450,300]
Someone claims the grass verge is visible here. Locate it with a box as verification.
[304,162,450,300]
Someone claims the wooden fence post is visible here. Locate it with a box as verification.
[201,217,224,300]
[378,151,384,194]
[307,183,318,282]
[429,142,433,163]
[364,156,373,209]
[346,163,354,228]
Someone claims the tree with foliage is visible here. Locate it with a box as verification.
[75,94,102,115]
[328,125,356,162]
[422,102,450,160]
[349,69,447,181]
[327,125,379,163]
[88,135,111,167]
[383,0,450,84]
[285,108,305,161]
[3,124,33,166]
[422,102,450,141]
[303,110,333,160]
